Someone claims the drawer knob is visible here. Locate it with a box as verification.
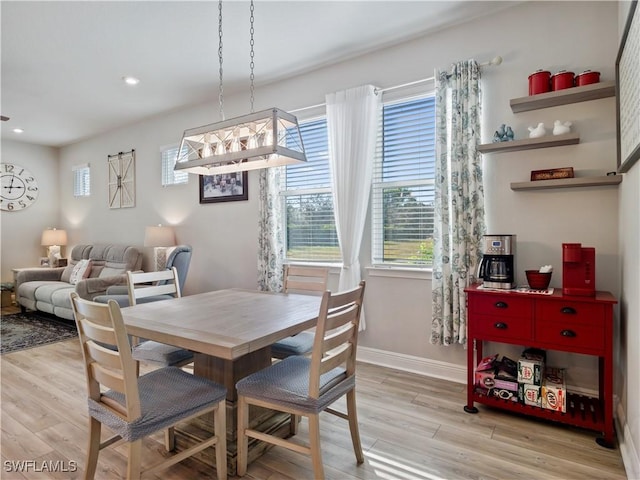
[494,301,508,309]
[561,329,576,338]
[494,322,508,329]
[561,306,577,314]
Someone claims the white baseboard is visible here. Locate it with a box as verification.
[616,402,640,480]
[357,346,467,384]
[356,346,636,479]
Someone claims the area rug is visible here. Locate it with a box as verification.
[1,312,78,354]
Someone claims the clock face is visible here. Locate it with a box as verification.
[1,163,39,211]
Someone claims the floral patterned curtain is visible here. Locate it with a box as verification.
[430,60,486,347]
[257,167,285,292]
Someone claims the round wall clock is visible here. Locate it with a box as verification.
[1,163,39,211]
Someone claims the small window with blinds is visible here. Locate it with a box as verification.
[161,145,189,186]
[371,94,436,267]
[282,118,340,262]
[72,164,90,197]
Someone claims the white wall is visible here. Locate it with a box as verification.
[0,141,60,279]
[2,2,636,470]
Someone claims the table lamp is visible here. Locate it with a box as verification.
[144,225,176,271]
[41,228,67,267]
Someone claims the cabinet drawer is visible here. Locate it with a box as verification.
[474,314,533,342]
[537,301,604,327]
[471,295,533,318]
[535,322,604,352]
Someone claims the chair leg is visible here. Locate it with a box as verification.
[126,440,142,480]
[214,401,227,480]
[236,396,249,477]
[84,417,101,480]
[308,414,324,480]
[289,413,300,436]
[164,427,175,452]
[346,389,364,464]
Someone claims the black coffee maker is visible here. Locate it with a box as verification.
[478,234,516,289]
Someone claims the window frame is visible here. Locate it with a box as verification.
[371,91,437,269]
[281,116,340,264]
[72,163,91,197]
[160,144,189,187]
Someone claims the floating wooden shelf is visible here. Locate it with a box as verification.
[478,133,579,154]
[510,81,615,113]
[510,175,623,190]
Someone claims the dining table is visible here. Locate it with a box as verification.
[120,288,322,475]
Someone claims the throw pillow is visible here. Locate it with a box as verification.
[69,259,92,285]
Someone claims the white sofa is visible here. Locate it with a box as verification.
[16,244,143,320]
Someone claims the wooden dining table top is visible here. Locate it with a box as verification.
[120,288,322,361]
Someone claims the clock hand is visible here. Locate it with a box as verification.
[7,175,15,193]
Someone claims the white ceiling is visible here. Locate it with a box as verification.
[1,1,516,148]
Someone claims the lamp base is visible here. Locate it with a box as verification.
[153,247,168,271]
[47,245,62,267]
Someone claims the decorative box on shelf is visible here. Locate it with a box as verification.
[531,167,574,181]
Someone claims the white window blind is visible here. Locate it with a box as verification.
[161,145,189,186]
[72,163,90,197]
[371,94,436,266]
[282,118,340,262]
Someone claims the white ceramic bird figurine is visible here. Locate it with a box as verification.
[528,123,546,138]
[553,120,572,135]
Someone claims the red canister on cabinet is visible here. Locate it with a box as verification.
[528,70,551,95]
[551,70,575,91]
[575,70,600,86]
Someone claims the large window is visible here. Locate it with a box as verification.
[282,119,340,262]
[371,94,436,267]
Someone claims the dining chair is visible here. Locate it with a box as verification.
[127,268,194,369]
[236,281,366,480]
[271,265,329,360]
[70,293,227,480]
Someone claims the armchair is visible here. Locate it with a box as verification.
[94,245,192,307]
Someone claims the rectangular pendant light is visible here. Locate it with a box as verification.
[174,107,306,176]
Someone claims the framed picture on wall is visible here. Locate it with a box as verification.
[616,0,640,173]
[199,171,248,204]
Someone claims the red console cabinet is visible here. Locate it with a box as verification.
[464,284,617,448]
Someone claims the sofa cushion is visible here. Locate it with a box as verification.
[69,259,92,285]
[34,282,75,303]
[61,244,93,283]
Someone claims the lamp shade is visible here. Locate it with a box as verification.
[144,225,176,247]
[41,228,67,246]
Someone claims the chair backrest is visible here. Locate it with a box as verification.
[164,245,192,290]
[70,292,141,420]
[127,267,181,306]
[283,265,329,295]
[308,281,365,399]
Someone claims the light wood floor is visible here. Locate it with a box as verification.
[1,305,628,480]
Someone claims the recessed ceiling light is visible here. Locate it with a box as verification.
[122,76,140,86]
[12,128,24,134]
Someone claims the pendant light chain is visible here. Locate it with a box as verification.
[218,0,225,120]
[249,0,255,114]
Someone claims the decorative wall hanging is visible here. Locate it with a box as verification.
[199,171,248,204]
[108,149,135,209]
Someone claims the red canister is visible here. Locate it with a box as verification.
[551,70,575,91]
[575,70,600,86]
[528,70,551,95]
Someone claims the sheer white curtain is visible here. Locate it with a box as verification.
[326,84,381,330]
